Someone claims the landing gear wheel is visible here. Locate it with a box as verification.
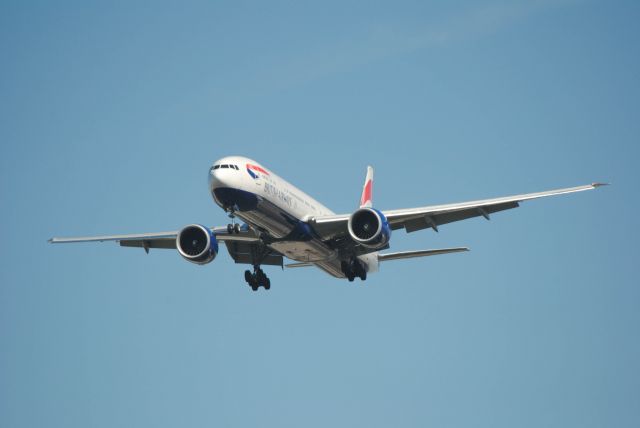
[227,224,234,234]
[234,223,241,234]
[341,259,368,283]
[244,266,271,290]
[341,261,348,274]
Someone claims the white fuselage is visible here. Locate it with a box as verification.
[208,156,378,277]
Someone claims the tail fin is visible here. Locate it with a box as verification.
[359,166,374,208]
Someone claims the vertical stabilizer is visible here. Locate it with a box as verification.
[359,166,374,208]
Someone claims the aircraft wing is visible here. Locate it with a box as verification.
[309,183,606,239]
[48,226,260,252]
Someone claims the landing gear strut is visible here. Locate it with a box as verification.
[245,266,271,291]
[341,259,367,282]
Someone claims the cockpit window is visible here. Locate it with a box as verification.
[213,164,239,171]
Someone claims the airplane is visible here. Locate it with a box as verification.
[49,156,606,291]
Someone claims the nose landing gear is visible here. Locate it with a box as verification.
[227,223,241,234]
[245,267,271,291]
[226,209,241,234]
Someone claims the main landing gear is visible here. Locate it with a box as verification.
[245,266,271,291]
[341,259,367,282]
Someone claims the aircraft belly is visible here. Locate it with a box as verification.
[269,240,337,263]
[235,209,291,238]
[213,186,338,264]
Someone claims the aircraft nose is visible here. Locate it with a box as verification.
[208,166,226,189]
[208,164,240,191]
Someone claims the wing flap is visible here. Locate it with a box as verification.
[120,239,177,250]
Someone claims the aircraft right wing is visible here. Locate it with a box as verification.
[49,226,260,251]
[309,183,606,239]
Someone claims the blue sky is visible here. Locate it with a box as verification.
[1,1,638,427]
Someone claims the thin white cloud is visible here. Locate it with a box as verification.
[209,0,582,109]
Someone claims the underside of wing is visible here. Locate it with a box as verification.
[389,200,519,232]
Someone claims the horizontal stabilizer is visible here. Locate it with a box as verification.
[378,247,469,262]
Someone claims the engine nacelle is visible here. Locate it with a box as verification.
[176,224,218,265]
[347,207,391,249]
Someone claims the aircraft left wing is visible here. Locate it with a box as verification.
[309,183,606,239]
[48,226,260,252]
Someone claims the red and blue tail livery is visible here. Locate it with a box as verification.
[360,166,374,208]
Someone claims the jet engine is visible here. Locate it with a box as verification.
[176,224,218,264]
[347,207,391,249]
